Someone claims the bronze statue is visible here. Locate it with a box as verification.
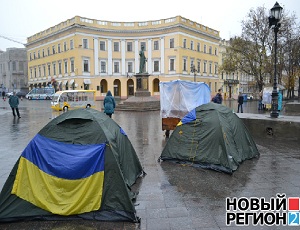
[139,45,147,73]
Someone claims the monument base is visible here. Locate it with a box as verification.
[116,95,160,111]
[135,91,151,97]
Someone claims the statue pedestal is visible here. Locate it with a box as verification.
[115,72,160,111]
[134,73,151,97]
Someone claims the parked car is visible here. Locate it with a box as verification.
[5,92,13,97]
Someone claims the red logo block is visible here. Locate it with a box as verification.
[288,198,300,211]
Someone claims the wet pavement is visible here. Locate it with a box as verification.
[0,99,300,230]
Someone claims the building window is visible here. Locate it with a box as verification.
[64,42,67,51]
[154,40,159,50]
[83,60,89,72]
[12,61,16,71]
[209,62,212,74]
[170,38,174,48]
[209,46,212,54]
[215,63,218,74]
[83,39,88,49]
[34,68,36,78]
[38,66,41,77]
[64,60,68,73]
[43,65,46,77]
[114,42,119,52]
[38,51,40,58]
[47,47,50,56]
[127,42,133,52]
[58,62,62,74]
[215,48,218,55]
[100,41,105,51]
[101,61,106,73]
[203,62,207,73]
[48,64,51,76]
[141,42,146,51]
[58,44,61,53]
[70,59,74,72]
[70,40,74,50]
[52,46,55,54]
[53,63,56,75]
[170,59,175,71]
[183,59,187,71]
[29,53,32,61]
[127,62,133,73]
[204,45,207,53]
[183,39,186,48]
[154,61,159,72]
[42,49,45,57]
[215,82,217,91]
[33,52,36,59]
[19,62,24,71]
[197,43,200,52]
[30,68,32,78]
[197,61,201,73]
[114,61,120,73]
[190,41,194,50]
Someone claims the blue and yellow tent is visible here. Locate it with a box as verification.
[0,108,144,222]
[160,103,259,174]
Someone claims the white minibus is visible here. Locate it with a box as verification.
[51,90,96,111]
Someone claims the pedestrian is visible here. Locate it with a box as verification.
[237,92,244,113]
[8,92,21,118]
[258,90,263,110]
[2,91,5,101]
[212,89,223,104]
[103,90,115,118]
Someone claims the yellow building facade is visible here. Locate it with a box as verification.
[26,16,221,100]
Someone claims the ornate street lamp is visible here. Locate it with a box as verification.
[191,64,198,82]
[268,2,283,118]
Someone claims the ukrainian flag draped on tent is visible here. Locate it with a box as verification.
[0,108,144,223]
[12,134,105,215]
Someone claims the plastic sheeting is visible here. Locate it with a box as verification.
[160,80,211,118]
[263,87,283,110]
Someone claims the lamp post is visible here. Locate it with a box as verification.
[268,2,283,118]
[191,64,198,82]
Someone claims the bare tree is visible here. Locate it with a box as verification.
[220,5,300,97]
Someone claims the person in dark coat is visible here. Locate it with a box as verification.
[213,89,223,104]
[237,92,244,113]
[103,90,116,118]
[8,92,21,118]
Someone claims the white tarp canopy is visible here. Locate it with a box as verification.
[160,80,211,118]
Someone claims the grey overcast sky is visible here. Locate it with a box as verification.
[0,0,298,51]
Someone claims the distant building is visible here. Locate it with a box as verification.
[218,39,256,99]
[26,16,221,99]
[0,48,28,93]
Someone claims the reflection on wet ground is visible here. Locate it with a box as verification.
[0,99,299,229]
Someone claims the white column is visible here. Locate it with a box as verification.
[135,40,139,73]
[147,39,152,74]
[93,37,99,76]
[121,39,126,75]
[108,39,112,75]
[160,37,165,74]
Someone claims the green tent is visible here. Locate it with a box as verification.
[0,108,144,223]
[160,103,259,174]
